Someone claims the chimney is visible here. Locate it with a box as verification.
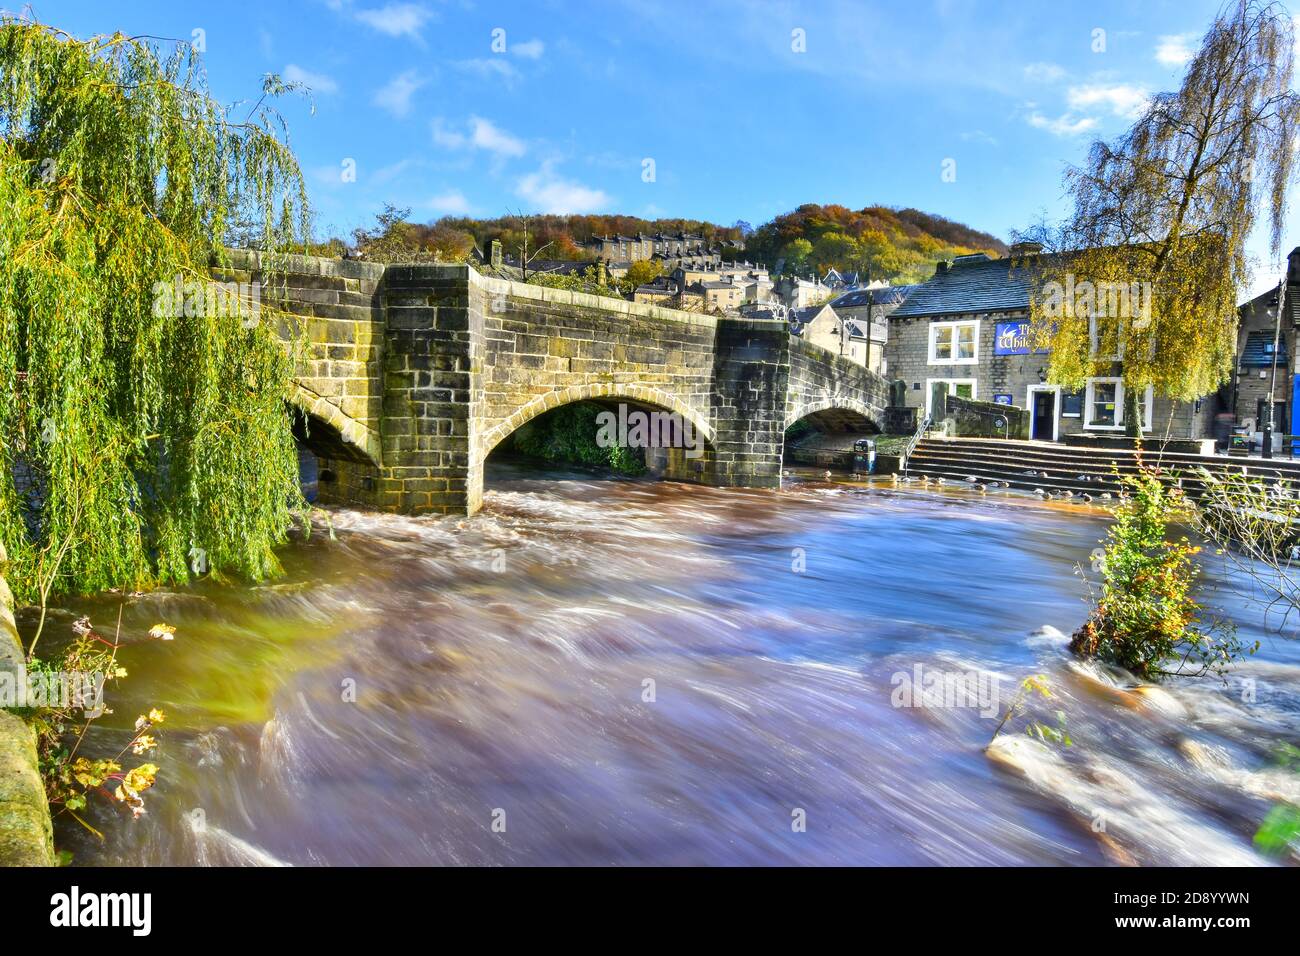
[935,260,950,276]
[489,239,503,269]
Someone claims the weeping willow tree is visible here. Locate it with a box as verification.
[0,20,312,606]
[1022,1,1300,436]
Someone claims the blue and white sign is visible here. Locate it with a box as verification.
[994,321,1047,356]
[992,393,1013,405]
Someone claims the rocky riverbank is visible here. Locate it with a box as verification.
[0,540,54,866]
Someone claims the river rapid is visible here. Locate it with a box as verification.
[35,462,1300,866]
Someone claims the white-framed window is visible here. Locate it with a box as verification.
[926,377,977,414]
[1084,377,1153,431]
[1089,315,1124,361]
[928,319,980,365]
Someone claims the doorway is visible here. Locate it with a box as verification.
[1027,386,1059,441]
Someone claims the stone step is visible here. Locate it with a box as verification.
[906,439,1299,498]
[916,438,1300,477]
[909,446,1295,485]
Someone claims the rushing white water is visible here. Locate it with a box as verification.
[38,462,1300,866]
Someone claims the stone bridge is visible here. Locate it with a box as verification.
[222,250,888,515]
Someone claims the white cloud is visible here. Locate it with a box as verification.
[454,58,521,84]
[1154,33,1197,67]
[283,64,338,95]
[1026,111,1098,137]
[516,164,610,214]
[430,117,466,150]
[431,116,526,158]
[1067,83,1149,120]
[429,190,472,214]
[373,69,426,117]
[469,117,525,158]
[355,3,432,39]
[959,129,998,146]
[512,38,545,60]
[1023,62,1065,84]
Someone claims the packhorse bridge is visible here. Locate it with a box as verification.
[224,250,888,515]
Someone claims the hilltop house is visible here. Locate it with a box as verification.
[886,245,1219,442]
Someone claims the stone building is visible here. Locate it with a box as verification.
[583,231,741,262]
[775,275,834,310]
[1232,248,1300,451]
[828,284,916,377]
[794,303,875,370]
[886,246,1217,442]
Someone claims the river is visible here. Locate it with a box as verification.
[33,462,1300,866]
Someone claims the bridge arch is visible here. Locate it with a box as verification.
[288,383,383,468]
[477,382,715,465]
[784,396,882,433]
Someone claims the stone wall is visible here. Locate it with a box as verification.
[938,392,1028,439]
[708,318,792,488]
[0,540,55,866]
[220,250,387,480]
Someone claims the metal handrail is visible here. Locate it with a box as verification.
[901,413,931,475]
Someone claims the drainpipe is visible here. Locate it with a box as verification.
[1264,276,1285,459]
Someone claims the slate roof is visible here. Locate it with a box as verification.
[830,285,918,310]
[1241,330,1288,368]
[890,255,1035,319]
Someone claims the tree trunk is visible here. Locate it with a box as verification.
[1124,386,1142,439]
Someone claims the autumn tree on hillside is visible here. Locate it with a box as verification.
[351,204,476,262]
[1023,1,1299,436]
[621,260,663,291]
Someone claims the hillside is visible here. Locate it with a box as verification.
[741,204,1008,285]
[344,203,1006,284]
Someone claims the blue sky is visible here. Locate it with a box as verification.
[31,0,1300,292]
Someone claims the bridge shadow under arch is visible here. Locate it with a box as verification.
[783,400,880,471]
[479,384,716,486]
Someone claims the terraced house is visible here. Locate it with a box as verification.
[887,244,1219,444]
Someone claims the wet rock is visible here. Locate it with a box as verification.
[1132,685,1188,719]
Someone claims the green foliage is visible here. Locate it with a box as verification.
[1253,803,1300,856]
[525,265,625,300]
[509,403,644,474]
[23,613,172,845]
[0,22,310,603]
[1070,469,1250,680]
[619,259,663,292]
[989,674,1072,748]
